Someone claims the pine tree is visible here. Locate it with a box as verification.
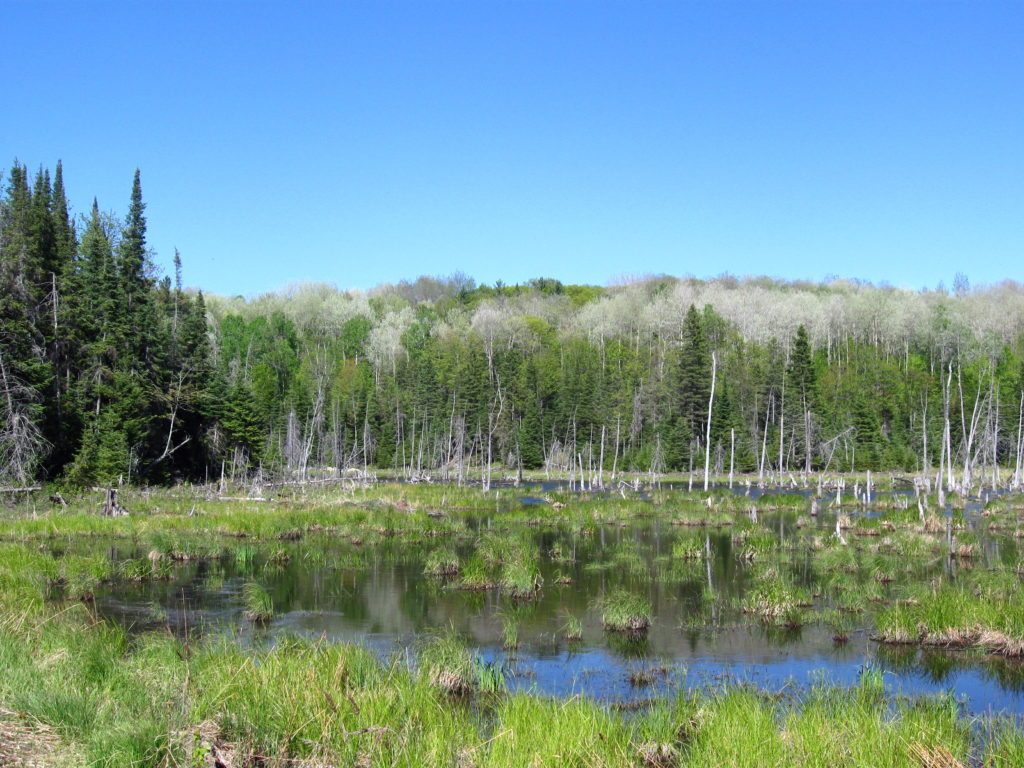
[851,394,883,471]
[51,161,76,262]
[28,168,57,290]
[118,170,148,316]
[787,325,817,471]
[670,304,710,468]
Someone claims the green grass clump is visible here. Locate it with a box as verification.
[459,554,497,590]
[733,529,777,561]
[500,613,520,650]
[118,557,173,583]
[598,589,652,633]
[191,635,475,766]
[241,582,274,623]
[563,613,583,641]
[477,531,530,568]
[874,579,1024,655]
[500,559,543,599]
[418,630,481,696]
[744,573,806,627]
[481,694,635,766]
[423,547,460,576]
[672,532,706,560]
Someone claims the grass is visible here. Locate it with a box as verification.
[459,554,497,590]
[672,532,706,560]
[598,589,653,633]
[500,559,543,599]
[563,613,583,641]
[500,613,520,650]
[423,547,460,576]
[418,630,490,696]
[743,568,809,627]
[874,577,1024,655]
[0,571,1016,766]
[241,582,273,623]
[0,483,1022,764]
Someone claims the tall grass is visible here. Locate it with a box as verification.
[875,578,1024,655]
[0,485,1021,764]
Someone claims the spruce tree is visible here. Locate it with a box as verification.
[51,161,75,261]
[671,304,710,467]
[786,325,817,471]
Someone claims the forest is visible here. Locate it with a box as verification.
[3,161,1024,490]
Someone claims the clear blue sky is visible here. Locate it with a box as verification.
[3,1,1021,296]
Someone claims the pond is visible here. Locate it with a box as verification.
[86,489,1024,716]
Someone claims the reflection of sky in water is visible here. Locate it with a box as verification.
[92,485,1024,716]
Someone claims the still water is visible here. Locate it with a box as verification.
[89,495,1024,716]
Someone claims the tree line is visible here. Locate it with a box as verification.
[3,161,1024,491]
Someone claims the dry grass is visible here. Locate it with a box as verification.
[954,543,975,559]
[0,709,78,768]
[876,626,1024,657]
[637,742,679,768]
[909,742,965,768]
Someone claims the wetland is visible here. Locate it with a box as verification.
[2,478,1024,765]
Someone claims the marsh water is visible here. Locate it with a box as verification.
[85,487,1024,716]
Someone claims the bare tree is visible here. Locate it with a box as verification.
[0,348,47,485]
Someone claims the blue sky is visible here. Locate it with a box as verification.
[3,1,1021,296]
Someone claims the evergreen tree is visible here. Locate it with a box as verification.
[786,324,817,471]
[51,161,75,262]
[669,304,710,468]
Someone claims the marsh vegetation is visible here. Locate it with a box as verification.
[1,479,1024,764]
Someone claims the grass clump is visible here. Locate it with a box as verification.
[672,532,706,560]
[418,630,494,696]
[241,582,273,623]
[743,573,806,628]
[874,579,1024,656]
[598,590,652,634]
[500,559,543,599]
[423,547,460,577]
[459,554,497,590]
[563,613,583,641]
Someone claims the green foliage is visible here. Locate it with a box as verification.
[5,160,1024,487]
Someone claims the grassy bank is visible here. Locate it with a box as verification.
[3,601,1024,767]
[0,484,1023,765]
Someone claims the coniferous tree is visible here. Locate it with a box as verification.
[669,304,711,468]
[787,325,817,471]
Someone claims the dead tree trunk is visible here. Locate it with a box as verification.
[102,488,128,516]
[704,351,717,491]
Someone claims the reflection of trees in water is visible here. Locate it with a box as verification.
[876,644,1024,692]
[90,517,1024,711]
[980,657,1024,693]
[920,651,957,683]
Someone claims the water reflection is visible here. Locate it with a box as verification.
[90,499,1024,714]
